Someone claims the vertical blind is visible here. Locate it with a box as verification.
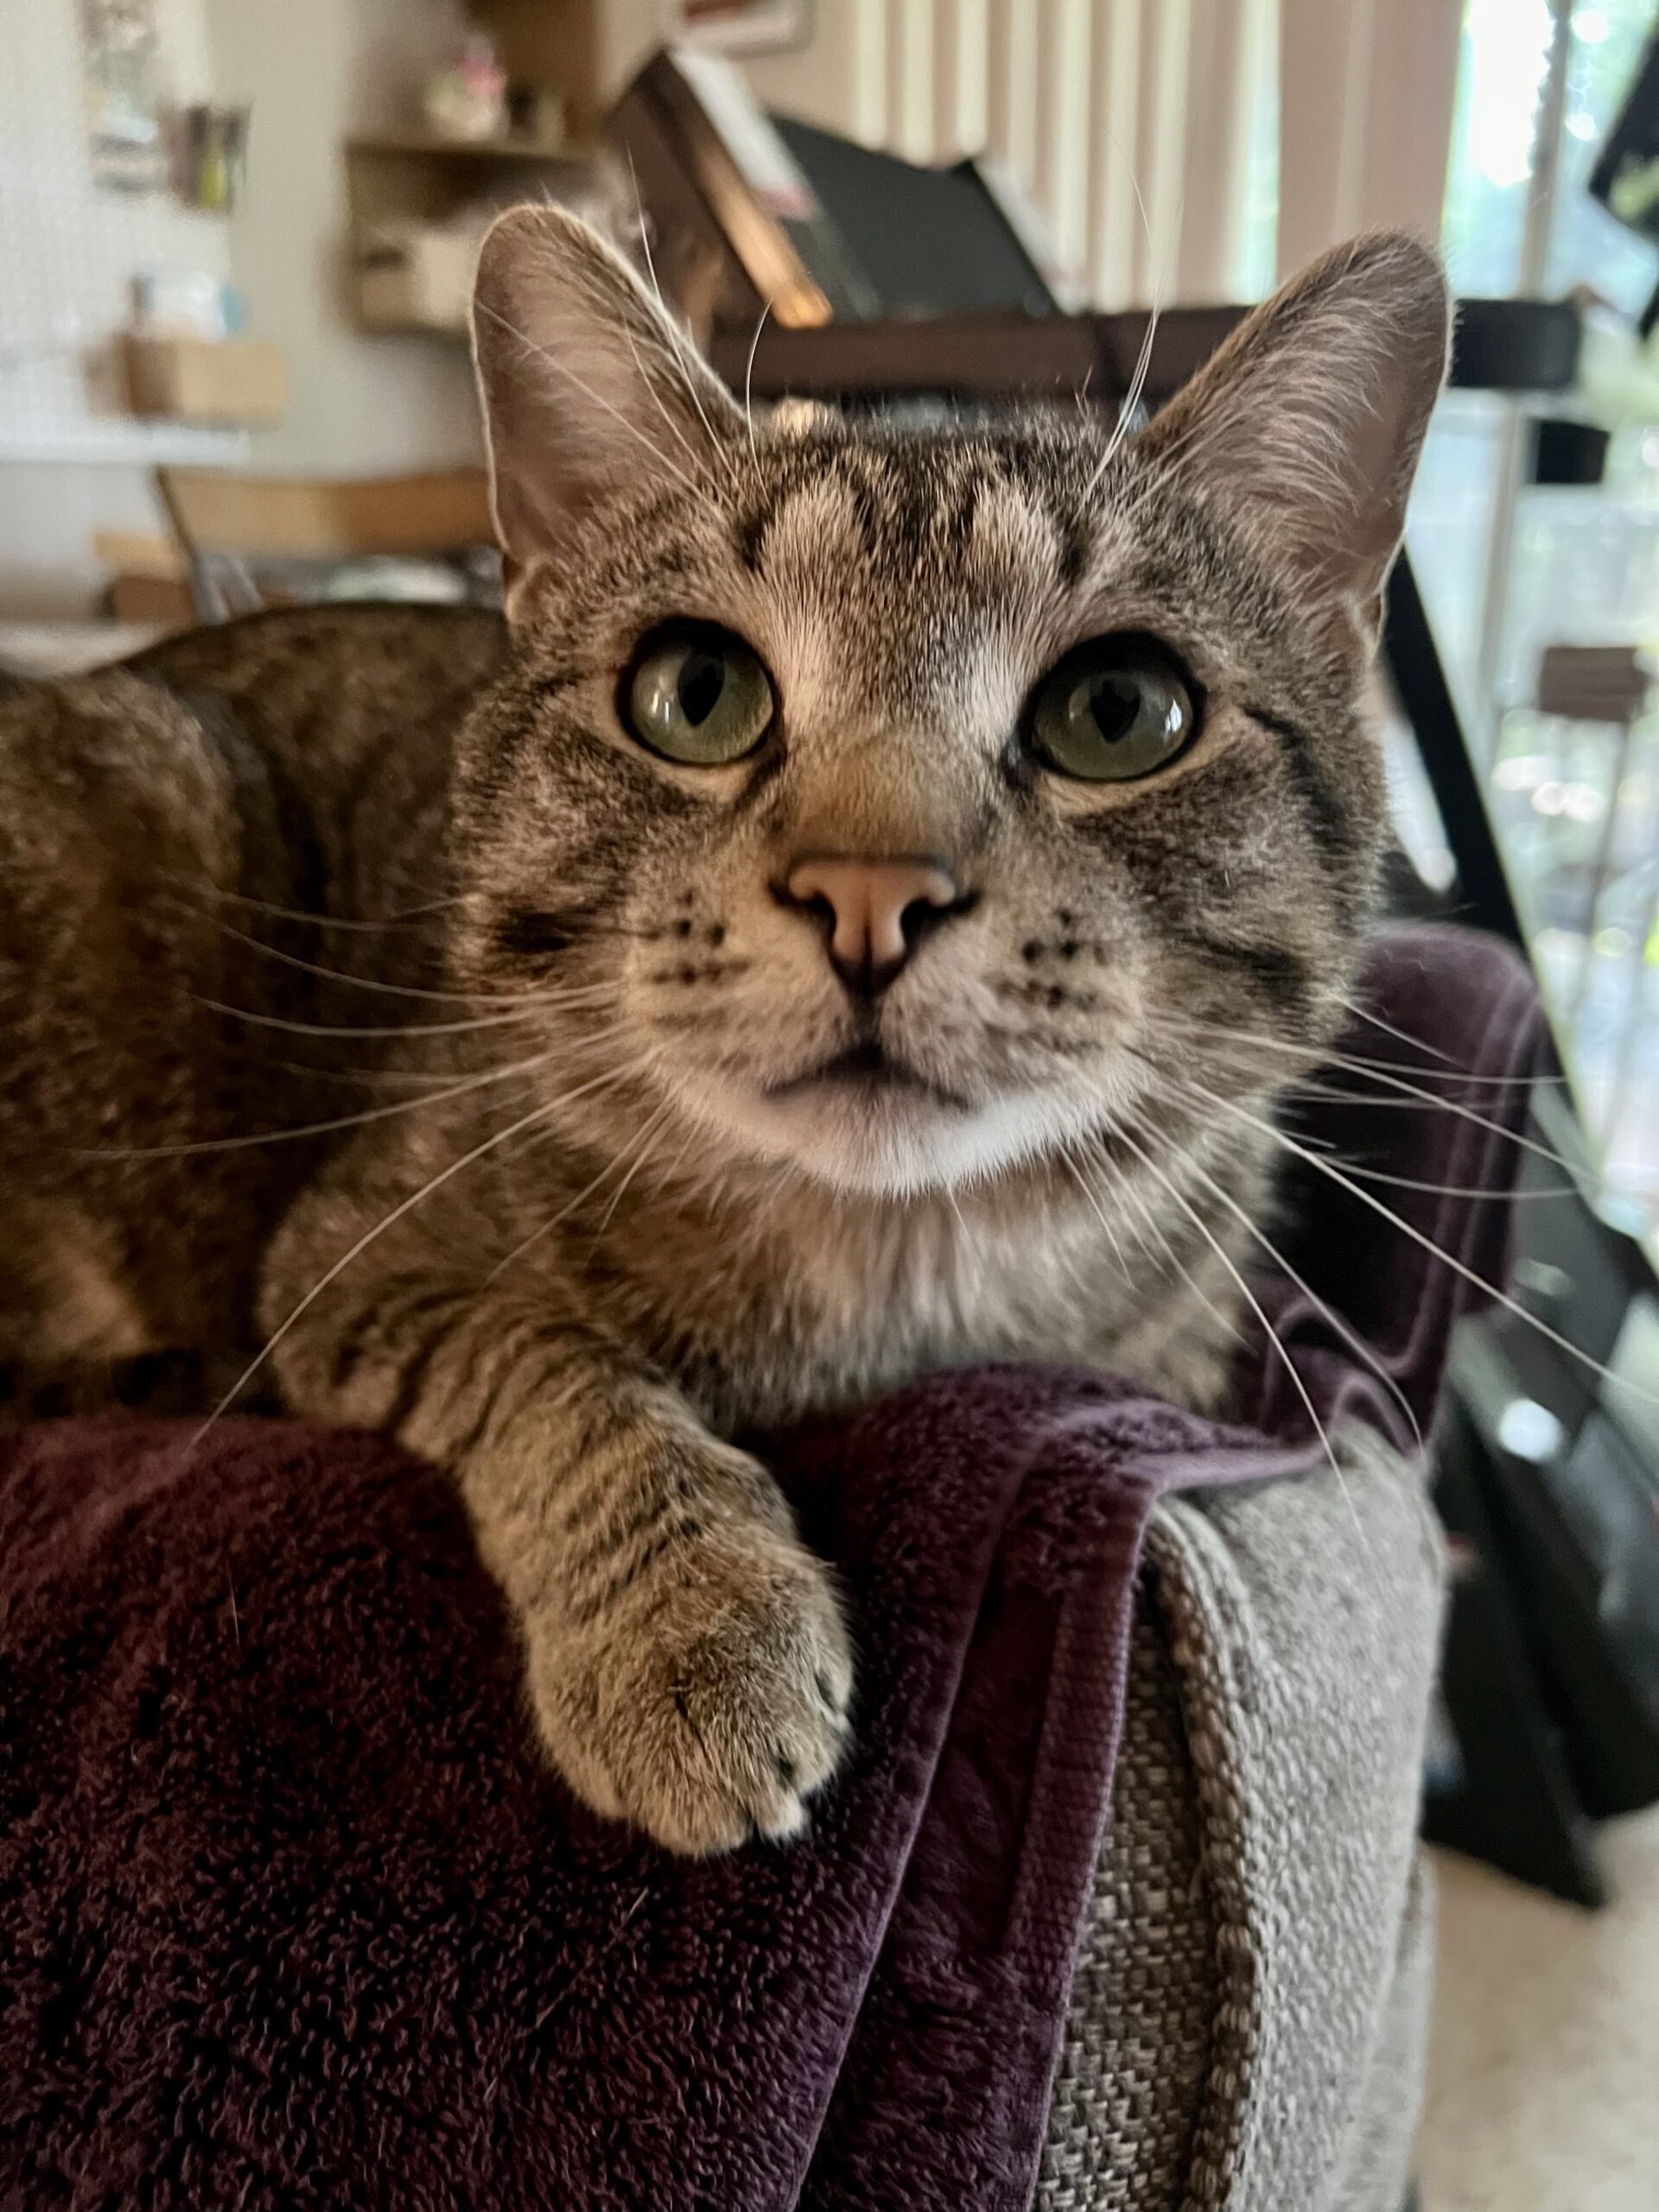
[836,0,1279,307]
[747,0,1463,308]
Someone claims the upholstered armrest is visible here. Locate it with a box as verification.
[1044,1429,1442,2211]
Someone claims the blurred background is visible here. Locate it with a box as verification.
[3,3,1658,2206]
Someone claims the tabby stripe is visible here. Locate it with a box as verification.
[1171,925,1313,1019]
[732,743,787,815]
[338,725,407,862]
[564,1482,679,1584]
[847,473,880,562]
[489,906,589,963]
[551,1400,661,1545]
[1054,506,1091,593]
[735,496,778,575]
[950,472,982,555]
[329,1284,463,1395]
[1242,702,1354,867]
[565,1525,699,1630]
[191,687,332,950]
[500,1340,596,1430]
[397,1312,550,1465]
[562,1452,702,1580]
[381,1294,480,1441]
[461,1337,583,1466]
[565,1391,639,1475]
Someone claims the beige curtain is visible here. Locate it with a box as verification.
[1276,0,1464,281]
[743,0,1465,306]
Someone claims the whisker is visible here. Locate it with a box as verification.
[1110,1119,1368,1544]
[474,299,704,503]
[265,1057,493,1091]
[213,920,563,1007]
[1333,991,1459,1066]
[192,988,614,1043]
[73,1032,625,1159]
[743,300,772,470]
[939,1178,971,1245]
[1059,1147,1135,1287]
[1082,1139,1248,1344]
[593,1102,676,1236]
[1141,1007,1564,1090]
[1178,1077,1659,1410]
[613,294,725,491]
[1083,139,1163,499]
[487,1096,672,1282]
[194,885,461,931]
[1306,1163,1578,1201]
[627,168,742,496]
[1139,1013,1580,1179]
[192,1065,632,1445]
[1122,1093,1422,1451]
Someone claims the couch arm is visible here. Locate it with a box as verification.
[1040,1429,1445,2212]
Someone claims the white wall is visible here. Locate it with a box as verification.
[0,0,237,613]
[0,0,490,617]
[203,0,484,475]
[744,5,871,140]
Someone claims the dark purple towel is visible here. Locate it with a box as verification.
[0,925,1541,2212]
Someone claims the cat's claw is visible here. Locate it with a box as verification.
[528,1526,854,1856]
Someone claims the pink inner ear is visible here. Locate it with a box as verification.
[471,205,744,584]
[1134,237,1448,620]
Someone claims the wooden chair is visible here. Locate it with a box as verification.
[153,467,496,622]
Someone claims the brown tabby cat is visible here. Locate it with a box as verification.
[0,210,1447,1852]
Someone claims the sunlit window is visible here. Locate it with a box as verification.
[1440,0,1557,295]
[1441,0,1659,306]
[1421,0,1659,1251]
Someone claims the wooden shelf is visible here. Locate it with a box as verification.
[342,132,597,338]
[345,131,594,171]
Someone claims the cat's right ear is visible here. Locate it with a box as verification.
[471,205,743,615]
[1133,232,1449,648]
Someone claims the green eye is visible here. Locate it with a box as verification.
[1027,638,1197,783]
[623,624,774,766]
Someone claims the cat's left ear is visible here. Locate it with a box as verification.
[1135,232,1450,646]
[471,204,743,616]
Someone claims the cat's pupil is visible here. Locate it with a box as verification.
[1084,673,1139,742]
[677,652,725,727]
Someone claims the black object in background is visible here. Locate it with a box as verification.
[1529,415,1611,484]
[607,49,1062,338]
[1589,24,1659,248]
[1426,1382,1607,1908]
[771,119,1060,318]
[1588,24,1659,334]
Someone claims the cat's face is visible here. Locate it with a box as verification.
[457,214,1447,1198]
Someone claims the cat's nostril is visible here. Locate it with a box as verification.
[778,854,965,997]
[899,891,957,951]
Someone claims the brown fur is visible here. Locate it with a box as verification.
[0,213,1447,1850]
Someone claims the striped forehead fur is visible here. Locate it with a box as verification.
[463,210,1449,1211]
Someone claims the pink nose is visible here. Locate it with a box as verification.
[781,854,963,996]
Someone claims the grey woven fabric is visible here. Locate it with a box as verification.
[1039,1595,1217,2211]
[1037,1429,1444,2212]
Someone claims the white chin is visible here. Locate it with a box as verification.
[670,1070,1073,1197]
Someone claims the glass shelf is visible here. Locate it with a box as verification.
[1406,389,1659,1264]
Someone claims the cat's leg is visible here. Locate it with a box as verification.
[263,1195,853,1855]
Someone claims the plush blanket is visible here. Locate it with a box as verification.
[0,925,1540,2212]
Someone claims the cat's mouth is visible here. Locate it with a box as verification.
[766,1039,970,1111]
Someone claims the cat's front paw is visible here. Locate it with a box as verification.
[530,1523,855,1855]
